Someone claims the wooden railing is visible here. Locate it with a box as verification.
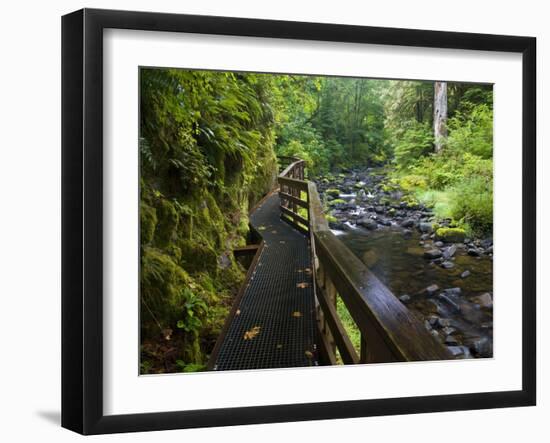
[277,157,452,365]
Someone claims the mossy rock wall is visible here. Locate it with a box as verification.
[139,68,278,373]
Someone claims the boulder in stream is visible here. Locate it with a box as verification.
[418,222,433,233]
[424,249,442,259]
[357,217,378,230]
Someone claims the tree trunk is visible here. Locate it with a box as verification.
[434,81,448,152]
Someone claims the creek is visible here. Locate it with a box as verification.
[315,168,494,359]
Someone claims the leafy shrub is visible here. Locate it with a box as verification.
[393,121,433,168]
[447,103,493,159]
[448,176,493,234]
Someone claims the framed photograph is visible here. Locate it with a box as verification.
[62,8,536,434]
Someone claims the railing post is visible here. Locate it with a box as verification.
[360,335,368,363]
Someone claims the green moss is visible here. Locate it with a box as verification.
[435,227,466,243]
[140,202,157,245]
[328,198,346,206]
[326,188,340,197]
[154,199,179,247]
[178,239,219,274]
[325,214,338,224]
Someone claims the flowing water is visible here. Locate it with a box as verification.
[338,227,494,357]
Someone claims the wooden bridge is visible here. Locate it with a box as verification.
[208,157,452,370]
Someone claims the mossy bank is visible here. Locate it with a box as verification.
[139,69,277,373]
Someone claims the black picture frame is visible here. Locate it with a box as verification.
[62,8,536,435]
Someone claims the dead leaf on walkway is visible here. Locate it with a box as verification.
[243,326,261,340]
[279,240,285,244]
[304,268,312,275]
[292,311,302,318]
[276,344,283,350]
[296,282,309,289]
[271,230,277,234]
[235,309,241,316]
[305,350,313,359]
[257,226,267,231]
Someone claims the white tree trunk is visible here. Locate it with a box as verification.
[434,81,448,152]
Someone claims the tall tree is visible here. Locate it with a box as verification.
[434,81,448,152]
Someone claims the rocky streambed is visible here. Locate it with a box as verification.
[315,168,494,359]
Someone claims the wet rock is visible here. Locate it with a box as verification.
[469,337,493,357]
[427,315,440,327]
[218,253,232,269]
[441,261,455,269]
[445,335,460,346]
[424,320,432,331]
[443,287,462,296]
[437,318,452,328]
[473,292,493,309]
[399,294,412,304]
[460,270,471,279]
[447,345,472,358]
[467,248,481,257]
[402,229,413,239]
[357,217,378,230]
[442,244,457,259]
[424,249,442,259]
[374,206,384,214]
[401,218,415,228]
[424,284,440,296]
[442,326,457,336]
[430,329,442,342]
[420,233,431,241]
[418,222,433,233]
[434,241,444,248]
[481,238,493,249]
[438,293,461,312]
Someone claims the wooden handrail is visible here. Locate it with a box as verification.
[277,156,452,365]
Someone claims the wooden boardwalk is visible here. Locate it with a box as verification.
[211,193,319,370]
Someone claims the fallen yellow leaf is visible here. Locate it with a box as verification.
[305,350,313,359]
[292,311,302,318]
[296,282,309,289]
[243,326,261,340]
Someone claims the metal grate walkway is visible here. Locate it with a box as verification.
[212,193,319,371]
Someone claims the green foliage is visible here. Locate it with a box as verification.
[392,121,434,168]
[336,297,361,355]
[139,67,494,372]
[448,176,493,233]
[447,103,493,159]
[140,68,279,372]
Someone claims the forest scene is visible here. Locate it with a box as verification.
[139,67,493,374]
